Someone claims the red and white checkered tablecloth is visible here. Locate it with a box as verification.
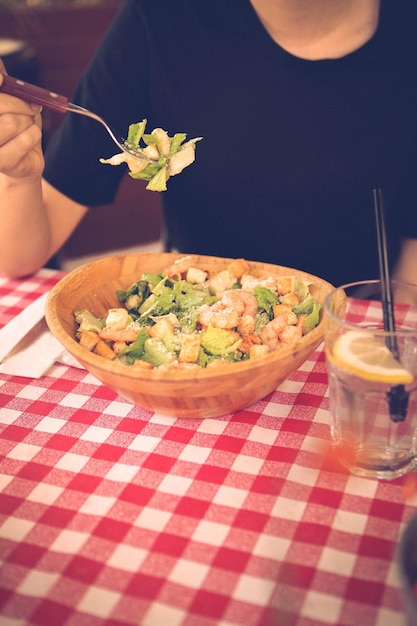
[1,269,417,626]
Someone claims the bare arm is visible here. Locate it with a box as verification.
[0,175,87,279]
[0,62,87,278]
[393,238,417,286]
[391,238,417,304]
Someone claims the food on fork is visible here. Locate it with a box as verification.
[74,257,322,370]
[100,119,202,192]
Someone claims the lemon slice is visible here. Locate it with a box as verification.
[328,330,414,384]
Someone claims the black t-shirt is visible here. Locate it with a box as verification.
[44,0,417,286]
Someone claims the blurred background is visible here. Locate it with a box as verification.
[0,0,164,271]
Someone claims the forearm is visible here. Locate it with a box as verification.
[0,174,53,278]
[0,68,88,278]
[392,238,417,304]
[393,238,417,284]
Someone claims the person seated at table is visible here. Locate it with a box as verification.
[0,0,417,288]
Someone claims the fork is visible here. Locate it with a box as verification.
[0,73,155,162]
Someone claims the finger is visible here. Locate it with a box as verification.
[0,91,42,117]
[0,109,40,144]
[0,121,43,177]
[1,147,44,180]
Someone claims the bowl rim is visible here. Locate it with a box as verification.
[45,252,334,381]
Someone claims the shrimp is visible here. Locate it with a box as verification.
[162,255,194,278]
[260,314,302,351]
[99,327,140,342]
[220,289,258,317]
[198,303,240,329]
[260,315,287,351]
[279,325,302,346]
[237,314,256,336]
[272,303,298,325]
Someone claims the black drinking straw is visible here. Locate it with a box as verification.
[373,188,409,423]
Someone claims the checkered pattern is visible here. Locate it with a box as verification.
[1,270,416,626]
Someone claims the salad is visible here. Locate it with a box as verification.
[100,119,202,192]
[74,257,322,371]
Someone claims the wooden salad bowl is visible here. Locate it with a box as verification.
[45,253,334,418]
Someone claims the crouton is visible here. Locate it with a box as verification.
[178,333,201,363]
[238,334,262,354]
[227,258,251,279]
[279,292,300,306]
[104,308,131,330]
[249,344,270,359]
[131,360,155,370]
[186,267,208,284]
[148,317,175,339]
[93,338,116,360]
[112,341,128,355]
[297,314,310,335]
[77,330,100,352]
[276,276,295,295]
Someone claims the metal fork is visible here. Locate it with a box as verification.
[0,74,154,162]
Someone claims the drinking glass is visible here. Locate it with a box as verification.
[324,280,417,479]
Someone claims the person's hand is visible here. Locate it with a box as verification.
[0,60,44,181]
